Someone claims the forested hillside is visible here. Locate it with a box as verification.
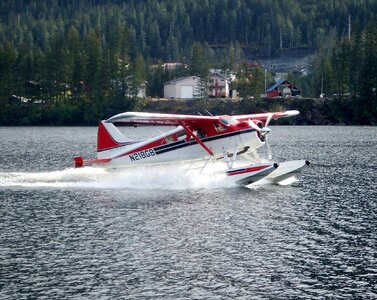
[1,0,377,125]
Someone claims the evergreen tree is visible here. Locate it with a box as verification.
[357,22,377,124]
[1,0,377,125]
[190,42,209,98]
[0,42,16,102]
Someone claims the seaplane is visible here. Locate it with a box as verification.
[73,110,309,187]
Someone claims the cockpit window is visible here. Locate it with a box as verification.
[196,128,206,138]
[177,130,186,140]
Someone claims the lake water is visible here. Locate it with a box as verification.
[0,126,376,299]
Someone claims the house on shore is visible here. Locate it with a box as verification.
[163,70,238,100]
[266,79,301,98]
[208,71,229,98]
[164,76,201,99]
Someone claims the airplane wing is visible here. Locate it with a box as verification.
[105,112,220,126]
[105,110,299,126]
[234,110,300,122]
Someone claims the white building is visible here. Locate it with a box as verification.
[208,72,229,98]
[164,76,201,99]
[136,82,147,98]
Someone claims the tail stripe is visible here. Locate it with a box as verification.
[97,121,121,151]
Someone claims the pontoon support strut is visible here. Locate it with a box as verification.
[179,122,214,156]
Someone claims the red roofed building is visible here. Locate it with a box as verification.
[266,79,301,98]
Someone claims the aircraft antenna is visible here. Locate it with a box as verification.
[205,110,213,116]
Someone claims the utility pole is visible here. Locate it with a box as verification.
[348,14,351,41]
[265,68,267,94]
[321,74,324,98]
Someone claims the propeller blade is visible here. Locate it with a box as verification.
[265,113,273,127]
[266,136,273,160]
[259,113,273,138]
[248,119,261,132]
[261,127,271,135]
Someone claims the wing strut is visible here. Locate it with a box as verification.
[179,122,214,156]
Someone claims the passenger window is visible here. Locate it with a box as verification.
[165,136,174,143]
[196,128,206,138]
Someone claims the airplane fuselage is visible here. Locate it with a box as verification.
[96,123,264,168]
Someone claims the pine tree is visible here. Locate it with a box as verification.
[190,42,209,98]
[358,22,377,124]
[0,42,16,102]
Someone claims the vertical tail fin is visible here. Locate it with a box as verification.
[97,121,121,152]
[97,121,132,152]
[73,121,123,167]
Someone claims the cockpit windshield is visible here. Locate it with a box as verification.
[219,116,238,126]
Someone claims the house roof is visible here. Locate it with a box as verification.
[210,72,226,79]
[266,79,287,92]
[165,76,200,85]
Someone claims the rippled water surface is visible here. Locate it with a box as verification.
[1,126,376,299]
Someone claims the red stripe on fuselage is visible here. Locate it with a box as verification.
[226,165,270,176]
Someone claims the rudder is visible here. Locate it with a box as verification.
[97,121,124,152]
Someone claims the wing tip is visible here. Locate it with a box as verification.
[284,110,300,117]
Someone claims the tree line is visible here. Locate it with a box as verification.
[290,21,377,124]
[0,0,377,125]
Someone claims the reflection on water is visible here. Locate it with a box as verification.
[0,126,376,299]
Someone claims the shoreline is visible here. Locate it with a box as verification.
[0,97,374,126]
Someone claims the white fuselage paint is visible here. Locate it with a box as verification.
[96,127,263,168]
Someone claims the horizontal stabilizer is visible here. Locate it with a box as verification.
[74,156,84,168]
[73,156,112,168]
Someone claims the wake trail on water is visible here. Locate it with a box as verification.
[0,163,239,190]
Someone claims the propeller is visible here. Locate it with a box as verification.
[248,112,273,140]
[265,112,273,127]
[248,119,262,132]
[248,113,274,160]
[260,112,272,138]
[266,136,273,160]
[263,113,273,159]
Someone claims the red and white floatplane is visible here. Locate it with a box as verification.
[74,110,309,187]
